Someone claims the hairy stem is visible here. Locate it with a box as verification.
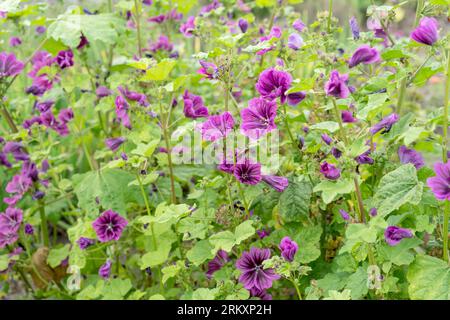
[414,0,424,27]
[134,0,143,58]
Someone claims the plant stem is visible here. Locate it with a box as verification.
[134,0,143,58]
[414,0,424,27]
[327,0,333,33]
[236,181,250,218]
[291,279,302,300]
[442,50,450,263]
[0,102,18,133]
[396,77,407,115]
[38,199,50,247]
[159,102,177,204]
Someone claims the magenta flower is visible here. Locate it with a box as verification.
[206,250,230,279]
[292,19,305,32]
[105,137,126,152]
[342,110,357,123]
[250,288,272,300]
[58,108,74,124]
[411,17,439,46]
[339,209,350,221]
[92,210,128,242]
[324,70,351,99]
[234,161,262,185]
[348,45,380,68]
[0,52,24,78]
[238,19,248,33]
[180,16,195,38]
[0,229,19,248]
[115,95,132,129]
[182,90,209,119]
[288,33,303,50]
[261,175,289,192]
[96,86,113,98]
[36,26,46,34]
[256,26,282,55]
[2,142,29,161]
[99,259,112,279]
[398,145,424,169]
[369,208,377,217]
[4,174,33,205]
[55,50,74,69]
[331,147,342,159]
[286,91,306,106]
[427,162,450,201]
[256,68,292,103]
[77,237,95,250]
[24,224,34,235]
[257,228,270,239]
[197,60,218,80]
[321,133,332,145]
[370,113,398,134]
[384,226,413,246]
[118,86,149,107]
[0,207,23,233]
[200,0,221,15]
[149,35,174,53]
[320,162,341,180]
[9,37,22,47]
[240,97,277,139]
[279,236,298,262]
[199,112,235,142]
[236,247,280,291]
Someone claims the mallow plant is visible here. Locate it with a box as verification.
[0,0,449,300]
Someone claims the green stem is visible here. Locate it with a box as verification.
[327,0,333,33]
[442,50,450,263]
[134,0,143,58]
[236,181,250,218]
[414,0,424,27]
[159,102,177,204]
[38,200,49,248]
[396,77,407,115]
[0,102,18,133]
[17,267,35,294]
[291,279,302,300]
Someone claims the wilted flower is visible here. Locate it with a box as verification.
[238,19,248,33]
[384,226,413,246]
[199,0,222,15]
[370,113,398,135]
[199,112,235,142]
[24,224,34,235]
[234,161,262,185]
[348,45,380,68]
[324,70,350,99]
[9,37,21,47]
[236,247,280,291]
[292,19,305,32]
[182,90,209,119]
[0,52,24,78]
[99,259,112,279]
[427,162,450,200]
[2,142,29,161]
[96,86,113,98]
[261,175,289,192]
[257,228,270,239]
[279,236,298,262]
[115,96,132,129]
[398,145,424,169]
[256,68,292,103]
[240,97,277,139]
[206,250,230,279]
[105,137,126,152]
[180,16,195,37]
[92,210,128,242]
[149,35,174,53]
[55,50,74,69]
[288,33,303,50]
[410,17,439,46]
[320,162,341,180]
[286,91,306,106]
[321,133,332,145]
[118,86,149,107]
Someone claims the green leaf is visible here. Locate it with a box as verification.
[209,231,235,254]
[286,78,315,93]
[346,137,370,158]
[313,178,355,204]
[47,244,70,268]
[73,169,141,217]
[101,279,132,300]
[279,178,312,223]
[139,59,177,81]
[346,224,378,243]
[0,255,9,271]
[161,261,183,284]
[293,225,322,263]
[0,0,20,12]
[407,255,450,300]
[255,0,277,7]
[357,93,389,120]
[192,288,218,300]
[48,14,123,47]
[345,267,369,299]
[378,238,422,267]
[373,164,423,216]
[140,242,172,269]
[310,121,339,133]
[130,139,159,157]
[174,0,197,14]
[186,240,215,266]
[234,220,255,245]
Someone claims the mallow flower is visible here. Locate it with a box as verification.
[206,250,230,279]
[261,175,289,192]
[105,137,126,152]
[288,33,303,50]
[256,68,292,103]
[348,45,380,68]
[410,17,439,46]
[240,97,277,139]
[199,112,235,142]
[279,236,298,262]
[99,259,112,279]
[0,52,24,78]
[92,210,128,242]
[182,90,209,119]
[55,50,74,69]
[427,161,450,201]
[349,17,360,40]
[115,96,132,129]
[370,113,398,134]
[324,70,351,99]
[180,16,195,37]
[320,162,341,180]
[398,145,424,169]
[384,226,413,246]
[238,19,248,33]
[234,161,262,185]
[292,19,305,32]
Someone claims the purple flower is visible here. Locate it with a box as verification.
[115,95,132,129]
[0,52,24,78]
[236,247,280,291]
[324,70,350,99]
[349,17,360,40]
[55,50,74,69]
[58,108,74,124]
[200,0,221,15]
[384,226,413,246]
[143,0,152,5]
[288,33,303,50]
[398,145,424,169]
[427,162,450,201]
[286,91,306,106]
[105,137,126,152]
[149,35,174,53]
[182,90,209,119]
[261,175,289,192]
[148,14,166,24]
[234,161,262,185]
[355,154,374,165]
[180,16,195,38]
[348,45,380,68]
[240,97,277,139]
[279,236,298,262]
[238,19,248,33]
[256,68,292,103]
[35,100,54,113]
[206,250,229,279]
[256,26,282,55]
[99,259,112,279]
[411,17,439,46]
[77,35,89,50]
[342,110,357,123]
[9,37,22,47]
[0,229,19,248]
[2,142,29,161]
[257,228,270,239]
[249,288,272,300]
[370,113,399,135]
[77,237,95,250]
[292,19,305,32]
[369,208,377,217]
[339,209,350,221]
[321,133,332,145]
[197,60,218,80]
[118,86,149,107]
[36,26,46,34]
[92,210,128,242]
[331,147,342,159]
[96,86,113,98]
[199,112,235,142]
[24,224,34,235]
[0,207,23,232]
[320,162,341,180]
